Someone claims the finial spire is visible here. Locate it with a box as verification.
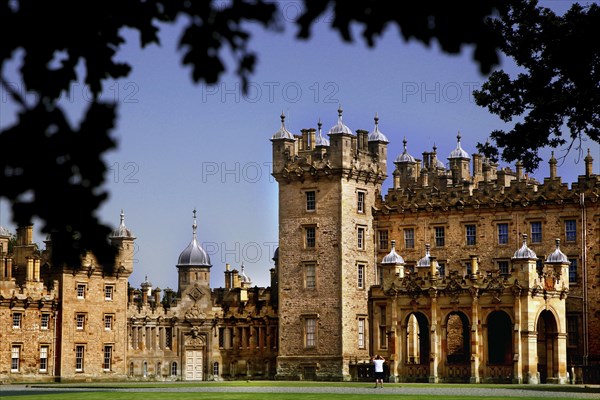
[280,111,286,125]
[403,136,407,150]
[120,209,125,225]
[317,118,322,131]
[337,104,343,117]
[457,131,462,143]
[374,112,379,125]
[192,209,198,238]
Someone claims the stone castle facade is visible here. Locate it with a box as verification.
[1,109,599,383]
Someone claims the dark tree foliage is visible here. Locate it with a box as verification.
[0,0,508,270]
[474,0,600,172]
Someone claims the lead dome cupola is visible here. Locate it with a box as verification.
[177,209,211,267]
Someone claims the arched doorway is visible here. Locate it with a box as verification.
[486,310,513,382]
[445,311,470,381]
[537,310,559,383]
[404,312,430,381]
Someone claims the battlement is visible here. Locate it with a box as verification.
[271,109,388,184]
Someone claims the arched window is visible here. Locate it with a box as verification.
[213,361,219,377]
[156,362,161,377]
[143,361,148,377]
[171,361,177,376]
[129,362,134,376]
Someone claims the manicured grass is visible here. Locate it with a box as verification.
[3,381,598,399]
[1,394,589,400]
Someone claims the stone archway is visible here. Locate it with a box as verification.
[445,311,470,381]
[537,310,559,383]
[184,327,206,381]
[486,310,513,382]
[403,312,430,381]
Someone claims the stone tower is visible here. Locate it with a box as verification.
[176,209,212,299]
[271,107,388,380]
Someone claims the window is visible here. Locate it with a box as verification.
[357,264,365,289]
[435,226,445,247]
[41,314,50,330]
[404,228,415,249]
[305,263,316,289]
[165,328,172,350]
[438,262,446,278]
[171,362,177,376]
[75,345,85,372]
[76,314,85,330]
[379,306,387,349]
[466,224,476,245]
[305,318,316,348]
[531,222,542,243]
[129,362,134,376]
[77,284,86,299]
[40,345,48,372]
[497,223,509,245]
[103,345,112,371]
[378,230,389,250]
[13,312,22,328]
[305,226,316,248]
[498,261,510,275]
[567,316,579,347]
[104,285,114,300]
[569,258,578,284]
[219,328,225,348]
[465,262,472,275]
[11,345,20,372]
[357,227,365,250]
[358,318,366,349]
[104,315,113,330]
[306,191,316,211]
[357,191,365,213]
[565,220,577,242]
[213,361,219,377]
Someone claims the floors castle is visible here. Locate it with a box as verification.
[1,108,599,383]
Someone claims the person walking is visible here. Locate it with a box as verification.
[371,354,385,388]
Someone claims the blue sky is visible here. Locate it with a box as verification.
[1,1,598,291]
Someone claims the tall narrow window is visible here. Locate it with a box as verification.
[305,227,316,248]
[171,362,178,376]
[306,191,316,211]
[76,314,85,330]
[213,362,219,378]
[498,261,509,275]
[103,345,112,371]
[404,228,415,249]
[378,230,389,250]
[466,224,476,245]
[305,263,316,289]
[13,313,22,329]
[41,314,50,330]
[567,316,579,347]
[569,258,578,284]
[497,223,509,245]
[435,227,445,247]
[357,227,365,250]
[565,220,577,242]
[357,264,365,289]
[40,345,48,372]
[438,262,446,278]
[11,345,20,372]
[531,222,542,243]
[104,285,114,300]
[357,191,365,213]
[165,328,172,350]
[305,318,316,348]
[358,318,366,349]
[379,306,387,349]
[104,315,113,330]
[75,345,85,372]
[77,284,86,299]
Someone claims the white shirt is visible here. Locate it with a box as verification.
[373,359,384,373]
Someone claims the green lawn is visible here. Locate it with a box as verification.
[2,381,598,400]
